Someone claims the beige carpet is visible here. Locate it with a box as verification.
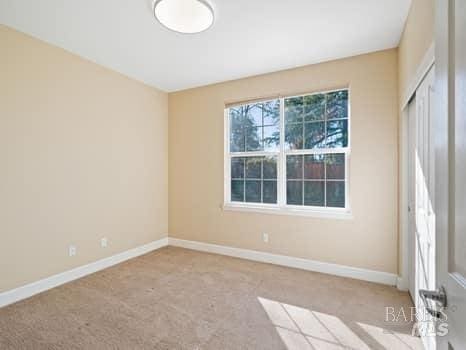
[0,247,422,350]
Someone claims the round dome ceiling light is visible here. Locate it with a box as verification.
[153,0,214,34]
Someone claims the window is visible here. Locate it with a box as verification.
[225,89,350,216]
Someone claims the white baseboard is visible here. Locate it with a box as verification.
[168,238,398,286]
[0,236,402,308]
[396,276,409,291]
[0,237,168,308]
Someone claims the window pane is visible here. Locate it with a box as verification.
[229,99,280,154]
[304,154,325,179]
[230,106,244,126]
[263,180,277,204]
[326,119,348,148]
[263,125,280,151]
[304,181,325,206]
[287,181,303,205]
[287,155,303,179]
[326,181,345,207]
[245,157,262,179]
[285,96,303,123]
[231,180,244,202]
[263,157,277,179]
[326,154,345,180]
[231,157,245,179]
[230,106,248,152]
[285,123,303,150]
[304,121,325,149]
[230,123,245,152]
[246,104,263,126]
[326,90,348,119]
[263,100,280,126]
[304,94,325,121]
[245,180,261,202]
[246,126,263,151]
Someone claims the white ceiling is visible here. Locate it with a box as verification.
[0,0,411,92]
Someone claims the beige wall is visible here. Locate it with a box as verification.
[1,18,407,292]
[398,0,435,102]
[169,49,399,274]
[0,25,168,292]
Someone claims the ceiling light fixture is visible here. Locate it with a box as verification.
[153,0,214,34]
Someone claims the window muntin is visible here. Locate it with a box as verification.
[286,153,345,207]
[229,100,280,153]
[226,89,349,212]
[284,90,348,150]
[230,156,278,204]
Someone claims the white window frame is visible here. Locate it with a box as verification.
[223,88,352,219]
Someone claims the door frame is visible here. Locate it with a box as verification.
[435,0,466,347]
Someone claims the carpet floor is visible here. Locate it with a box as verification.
[0,246,422,350]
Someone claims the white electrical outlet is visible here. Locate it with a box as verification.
[101,237,108,248]
[69,245,76,257]
[263,233,269,243]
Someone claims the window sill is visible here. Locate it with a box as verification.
[222,203,353,220]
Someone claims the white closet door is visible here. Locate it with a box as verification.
[413,66,436,350]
